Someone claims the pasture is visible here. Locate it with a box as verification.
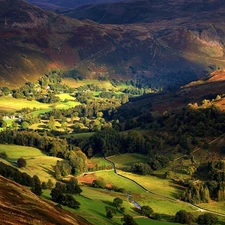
[0,144,60,182]
[93,170,196,216]
[55,93,76,101]
[62,78,114,90]
[88,153,113,170]
[42,187,179,225]
[116,170,183,199]
[107,153,148,170]
[0,96,51,112]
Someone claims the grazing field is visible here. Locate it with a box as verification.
[107,153,148,170]
[62,78,114,90]
[94,170,144,193]
[116,170,183,199]
[61,132,95,139]
[0,95,79,113]
[88,153,113,170]
[0,144,60,182]
[55,93,76,101]
[0,144,45,159]
[0,96,51,111]
[30,109,52,116]
[54,101,80,109]
[93,170,196,216]
[42,187,179,225]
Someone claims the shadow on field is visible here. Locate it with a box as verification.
[102,200,114,207]
[39,165,55,177]
[89,208,105,217]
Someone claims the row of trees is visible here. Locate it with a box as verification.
[82,128,166,159]
[182,161,225,203]
[50,178,82,209]
[0,130,88,177]
[0,161,43,195]
[175,210,218,225]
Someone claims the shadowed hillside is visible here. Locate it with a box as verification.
[1,0,225,89]
[0,175,90,225]
[25,0,124,10]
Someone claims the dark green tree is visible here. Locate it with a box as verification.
[0,152,7,159]
[31,175,42,196]
[47,179,54,189]
[174,210,194,225]
[113,197,123,208]
[121,215,138,225]
[50,187,64,203]
[140,205,153,218]
[17,157,27,168]
[197,213,218,225]
[92,179,106,189]
[63,194,80,209]
[41,181,47,190]
[66,177,82,194]
[105,206,117,219]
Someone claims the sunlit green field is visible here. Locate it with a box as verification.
[89,153,113,168]
[61,132,95,139]
[42,187,179,225]
[116,170,183,199]
[107,153,148,170]
[0,144,61,182]
[62,78,114,89]
[93,170,196,216]
[0,144,45,159]
[0,96,51,111]
[0,95,80,113]
[55,93,76,101]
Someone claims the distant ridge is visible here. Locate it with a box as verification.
[1,0,225,89]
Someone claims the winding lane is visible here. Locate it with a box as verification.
[104,156,225,217]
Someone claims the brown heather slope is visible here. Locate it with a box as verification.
[0,175,90,225]
[1,0,225,88]
[124,70,225,115]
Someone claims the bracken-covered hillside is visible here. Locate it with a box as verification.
[0,175,90,225]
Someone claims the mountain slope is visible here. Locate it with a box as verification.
[25,0,124,10]
[62,0,225,24]
[0,175,90,225]
[1,0,225,88]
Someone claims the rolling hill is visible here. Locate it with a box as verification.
[0,175,90,225]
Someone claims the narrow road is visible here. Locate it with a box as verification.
[104,156,225,217]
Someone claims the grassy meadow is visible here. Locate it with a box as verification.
[0,96,51,112]
[0,144,60,182]
[88,153,113,170]
[1,145,225,224]
[62,78,114,89]
[0,94,80,113]
[107,153,148,170]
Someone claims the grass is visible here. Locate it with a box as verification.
[107,153,148,170]
[93,170,196,216]
[0,95,79,113]
[89,153,113,169]
[0,96,51,111]
[94,170,144,193]
[30,109,52,116]
[0,144,61,182]
[0,144,45,159]
[55,93,76,101]
[61,132,95,139]
[62,78,114,90]
[116,170,183,199]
